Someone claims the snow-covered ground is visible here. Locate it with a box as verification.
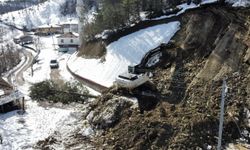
[149,0,217,21]
[141,0,249,21]
[0,33,98,149]
[22,35,99,95]
[0,25,97,150]
[0,100,73,150]
[0,0,113,147]
[23,35,59,83]
[0,0,248,149]
[226,0,250,7]
[0,23,22,53]
[0,0,77,29]
[68,22,180,87]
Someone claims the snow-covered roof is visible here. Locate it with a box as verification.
[0,78,12,91]
[59,20,78,25]
[57,32,79,38]
[36,24,61,29]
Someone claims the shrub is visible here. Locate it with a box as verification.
[29,80,90,104]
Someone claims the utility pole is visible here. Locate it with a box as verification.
[50,26,56,50]
[76,0,86,47]
[31,65,33,77]
[217,79,228,150]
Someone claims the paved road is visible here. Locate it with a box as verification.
[15,50,34,85]
[5,48,34,86]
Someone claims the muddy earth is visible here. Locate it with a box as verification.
[36,4,250,150]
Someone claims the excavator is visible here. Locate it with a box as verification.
[128,42,175,74]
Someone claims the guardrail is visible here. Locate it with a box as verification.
[66,64,108,93]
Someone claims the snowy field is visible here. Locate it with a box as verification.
[22,35,99,95]
[68,22,180,87]
[0,100,73,150]
[0,0,77,29]
[23,35,69,83]
[0,0,248,149]
[0,34,98,149]
[0,32,97,150]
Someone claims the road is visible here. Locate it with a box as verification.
[15,50,34,85]
[5,47,34,86]
[0,21,35,87]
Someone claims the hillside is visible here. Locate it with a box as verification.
[89,4,250,149]
[61,3,250,150]
[0,0,77,29]
[0,0,250,149]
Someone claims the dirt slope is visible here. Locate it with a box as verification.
[34,5,250,150]
[90,5,250,149]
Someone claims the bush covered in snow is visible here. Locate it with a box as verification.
[29,80,89,104]
[0,43,21,75]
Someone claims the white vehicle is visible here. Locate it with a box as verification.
[50,59,59,69]
[115,72,150,89]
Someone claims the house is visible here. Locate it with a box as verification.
[0,78,24,113]
[0,78,13,96]
[33,24,63,35]
[57,32,79,52]
[60,21,78,33]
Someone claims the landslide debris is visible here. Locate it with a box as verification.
[89,5,250,149]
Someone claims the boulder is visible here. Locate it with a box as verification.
[244,48,250,65]
[91,97,134,129]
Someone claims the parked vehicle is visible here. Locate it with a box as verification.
[50,59,59,69]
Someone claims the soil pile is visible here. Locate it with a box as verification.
[34,5,250,150]
[91,5,250,149]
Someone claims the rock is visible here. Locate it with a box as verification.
[82,127,94,137]
[182,12,215,51]
[86,111,95,122]
[244,48,250,65]
[91,97,134,129]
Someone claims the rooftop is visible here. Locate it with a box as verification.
[36,24,61,29]
[57,32,79,38]
[0,78,12,89]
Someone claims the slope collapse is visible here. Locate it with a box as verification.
[88,5,250,149]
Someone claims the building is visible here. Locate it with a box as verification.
[0,78,24,113]
[57,32,79,52]
[59,21,78,33]
[0,78,13,96]
[33,24,63,35]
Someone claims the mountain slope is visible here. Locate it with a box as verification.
[86,4,250,149]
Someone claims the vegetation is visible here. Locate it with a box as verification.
[83,0,185,39]
[0,0,47,15]
[60,0,77,16]
[29,80,90,104]
[0,43,21,75]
